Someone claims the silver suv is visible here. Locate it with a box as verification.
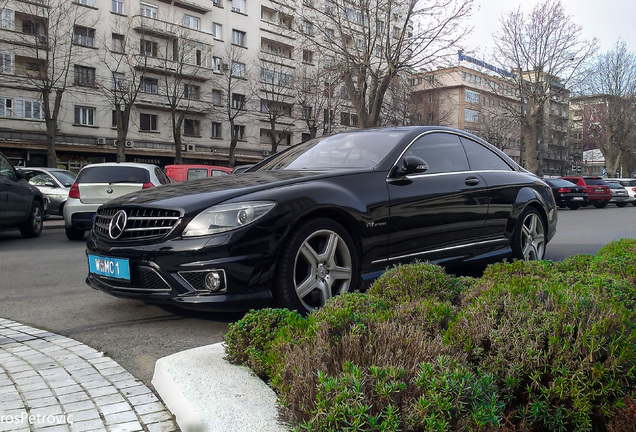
[63,162,172,240]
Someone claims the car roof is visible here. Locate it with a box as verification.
[80,162,159,170]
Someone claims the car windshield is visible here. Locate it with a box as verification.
[606,182,624,189]
[255,131,407,171]
[50,170,77,187]
[77,166,150,184]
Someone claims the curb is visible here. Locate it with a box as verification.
[152,343,289,432]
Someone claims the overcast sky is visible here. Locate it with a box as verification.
[466,0,634,56]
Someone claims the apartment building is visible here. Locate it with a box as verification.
[410,65,522,163]
[0,0,366,169]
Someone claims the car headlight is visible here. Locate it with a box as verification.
[182,201,276,237]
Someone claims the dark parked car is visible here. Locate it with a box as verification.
[86,127,558,314]
[559,176,611,208]
[0,152,46,238]
[544,178,589,210]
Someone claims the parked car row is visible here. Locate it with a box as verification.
[546,176,636,210]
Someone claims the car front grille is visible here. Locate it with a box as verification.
[94,208,181,241]
[92,265,172,292]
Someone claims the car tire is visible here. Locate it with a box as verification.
[512,207,546,261]
[568,204,580,210]
[65,226,85,241]
[19,200,43,238]
[617,202,627,208]
[594,201,608,208]
[274,218,358,314]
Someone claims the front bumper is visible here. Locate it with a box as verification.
[85,229,280,312]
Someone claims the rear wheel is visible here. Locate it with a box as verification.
[617,202,627,208]
[594,201,608,208]
[274,218,357,315]
[19,201,43,238]
[568,204,580,210]
[65,226,85,241]
[512,207,546,261]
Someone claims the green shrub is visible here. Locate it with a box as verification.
[223,241,636,432]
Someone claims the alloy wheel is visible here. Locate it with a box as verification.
[520,212,545,260]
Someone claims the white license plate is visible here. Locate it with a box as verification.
[573,197,583,201]
[88,254,130,280]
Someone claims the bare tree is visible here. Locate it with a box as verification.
[97,17,146,162]
[493,0,597,175]
[274,0,472,129]
[583,40,636,178]
[208,44,255,166]
[256,53,295,153]
[2,0,95,167]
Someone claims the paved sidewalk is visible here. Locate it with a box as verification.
[0,319,178,432]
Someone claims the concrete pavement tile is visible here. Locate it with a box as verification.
[65,409,101,423]
[107,372,136,383]
[57,392,91,404]
[36,425,71,432]
[107,421,143,432]
[81,379,111,390]
[29,405,66,419]
[133,402,166,416]
[2,398,27,410]
[22,389,56,401]
[92,394,126,406]
[62,400,98,413]
[86,385,119,398]
[138,410,173,424]
[145,420,179,432]
[121,384,151,397]
[11,370,39,380]
[127,393,159,406]
[112,379,143,390]
[100,402,132,416]
[69,419,106,432]
[16,381,49,393]
[26,396,59,409]
[103,410,138,426]
[52,384,84,396]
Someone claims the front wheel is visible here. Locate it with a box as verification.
[617,202,627,208]
[568,204,580,210]
[274,218,358,314]
[19,201,43,238]
[512,207,546,261]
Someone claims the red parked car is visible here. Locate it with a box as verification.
[559,176,611,208]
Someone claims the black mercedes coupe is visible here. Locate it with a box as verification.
[85,127,557,314]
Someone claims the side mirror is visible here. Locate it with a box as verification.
[15,168,26,180]
[398,156,429,176]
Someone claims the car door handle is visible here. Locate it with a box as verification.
[465,177,480,186]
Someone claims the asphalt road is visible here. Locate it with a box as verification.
[1,205,634,387]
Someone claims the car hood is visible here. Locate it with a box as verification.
[101,170,338,213]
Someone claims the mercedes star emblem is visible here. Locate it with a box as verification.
[109,210,127,239]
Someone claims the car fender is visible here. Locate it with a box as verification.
[508,185,555,240]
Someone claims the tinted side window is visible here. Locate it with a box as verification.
[0,154,17,179]
[404,133,469,174]
[212,170,230,177]
[460,137,513,171]
[154,167,171,184]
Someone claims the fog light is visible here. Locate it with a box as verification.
[205,271,223,292]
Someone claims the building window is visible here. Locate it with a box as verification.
[301,105,312,119]
[211,89,222,105]
[212,56,222,72]
[184,15,200,30]
[212,22,222,39]
[212,0,222,6]
[9,99,43,119]
[1,8,13,30]
[112,72,124,90]
[140,2,158,18]
[76,0,95,6]
[428,112,434,122]
[112,33,125,52]
[325,1,335,15]
[140,113,157,131]
[231,93,245,109]
[74,65,96,87]
[73,26,95,47]
[302,20,313,35]
[0,52,13,74]
[464,108,479,123]
[232,29,246,46]
[429,93,434,103]
[112,0,124,14]
[112,110,121,127]
[231,62,245,78]
[184,84,199,100]
[233,124,245,140]
[22,20,39,35]
[231,0,245,13]
[340,112,350,126]
[302,50,313,64]
[0,97,12,117]
[351,114,358,126]
[140,77,158,94]
[212,122,222,138]
[465,89,480,104]
[140,39,158,57]
[74,106,95,126]
[184,118,200,136]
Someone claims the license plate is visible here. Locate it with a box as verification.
[88,254,130,280]
[573,197,583,201]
